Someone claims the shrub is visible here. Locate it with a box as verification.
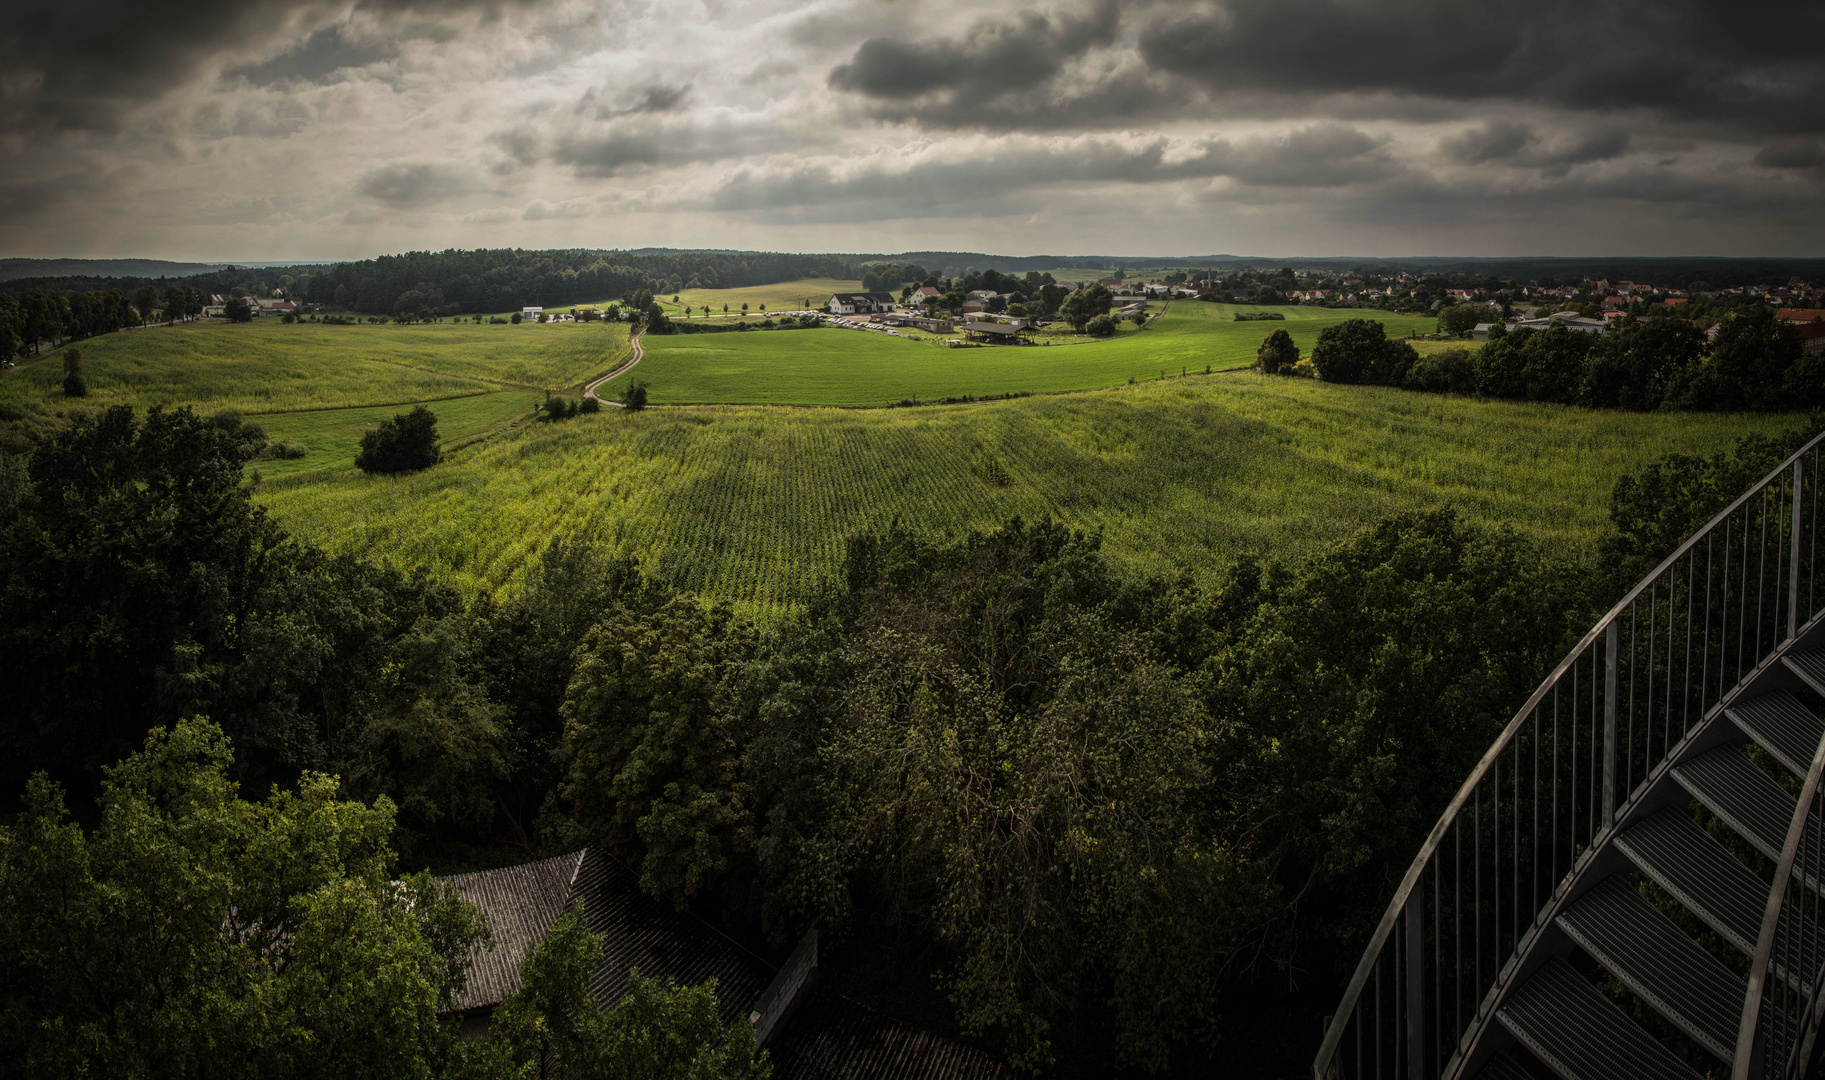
[266,440,308,459]
[355,405,441,474]
[1084,314,1117,338]
[622,381,650,411]
[1256,328,1298,374]
[1404,347,1478,394]
[580,396,601,414]
[511,312,523,324]
[61,347,86,398]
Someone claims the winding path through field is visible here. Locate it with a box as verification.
[584,331,644,407]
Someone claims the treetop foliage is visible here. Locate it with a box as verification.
[356,405,442,474]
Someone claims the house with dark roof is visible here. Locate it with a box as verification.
[442,849,1009,1080]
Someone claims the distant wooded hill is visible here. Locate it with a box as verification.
[0,258,240,282]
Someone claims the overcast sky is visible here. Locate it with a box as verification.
[2,0,1823,261]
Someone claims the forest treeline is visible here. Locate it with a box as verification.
[1263,308,1825,413]
[1,409,1819,1075]
[0,249,852,322]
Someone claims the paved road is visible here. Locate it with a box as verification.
[584,332,645,408]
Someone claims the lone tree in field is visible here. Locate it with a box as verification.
[62,347,87,397]
[1310,318,1419,385]
[622,381,649,411]
[355,405,441,473]
[1257,328,1299,374]
[225,298,254,323]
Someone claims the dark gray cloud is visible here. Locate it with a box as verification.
[1440,121,1535,165]
[549,131,668,179]
[1136,0,1825,134]
[827,2,1125,127]
[574,83,691,119]
[702,125,1402,219]
[0,0,548,142]
[355,162,479,205]
[226,25,396,87]
[1756,139,1825,172]
[1439,121,1631,176]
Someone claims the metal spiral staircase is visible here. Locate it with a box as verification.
[1315,431,1825,1080]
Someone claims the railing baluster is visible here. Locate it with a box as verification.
[1407,878,1423,1080]
[1685,551,1695,733]
[1603,621,1619,830]
[1792,457,1804,642]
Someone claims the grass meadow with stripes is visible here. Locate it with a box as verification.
[257,374,1790,617]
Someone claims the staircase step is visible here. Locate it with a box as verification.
[1787,647,1825,698]
[1617,808,1825,995]
[1477,1051,1535,1080]
[1727,691,1825,778]
[1672,746,1809,865]
[1556,876,1744,1062]
[1616,809,1767,955]
[1496,956,1701,1080]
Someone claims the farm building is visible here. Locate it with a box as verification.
[960,321,1031,344]
[440,849,1008,1079]
[909,286,943,307]
[522,306,544,319]
[828,292,895,315]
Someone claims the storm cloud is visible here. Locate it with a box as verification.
[0,0,1820,258]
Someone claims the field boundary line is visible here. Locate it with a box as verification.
[353,354,534,390]
[242,389,507,417]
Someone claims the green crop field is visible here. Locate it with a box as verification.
[598,301,1437,406]
[257,373,1790,617]
[1,320,631,415]
[253,390,543,479]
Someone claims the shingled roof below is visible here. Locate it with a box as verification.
[569,848,774,1026]
[767,991,1010,1080]
[442,848,1009,1080]
[443,850,584,1011]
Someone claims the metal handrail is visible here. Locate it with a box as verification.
[1315,427,1824,1079]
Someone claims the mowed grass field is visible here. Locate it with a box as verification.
[601,301,1437,406]
[1,319,632,415]
[258,373,1791,616]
